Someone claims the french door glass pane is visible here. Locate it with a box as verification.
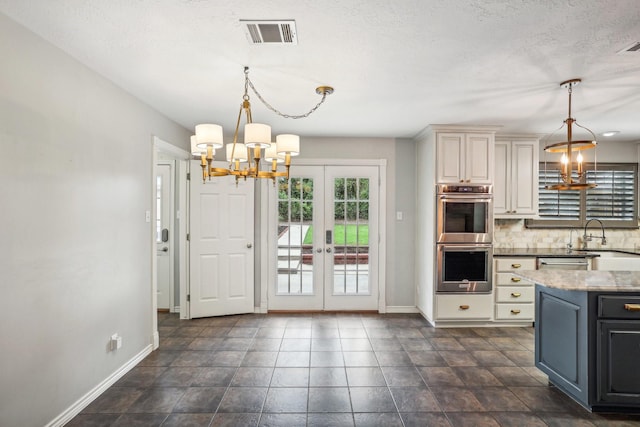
[333,177,370,295]
[277,177,314,294]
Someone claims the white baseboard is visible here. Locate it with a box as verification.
[45,344,153,427]
[385,305,420,313]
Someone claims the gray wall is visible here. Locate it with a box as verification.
[0,13,190,427]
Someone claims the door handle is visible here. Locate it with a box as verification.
[161,247,168,252]
[326,248,332,253]
[247,243,253,249]
[316,248,323,253]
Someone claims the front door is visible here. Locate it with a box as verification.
[189,161,255,318]
[268,165,379,311]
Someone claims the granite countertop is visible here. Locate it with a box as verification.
[493,248,640,258]
[514,270,640,292]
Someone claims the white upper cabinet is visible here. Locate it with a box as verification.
[494,137,539,218]
[437,132,494,184]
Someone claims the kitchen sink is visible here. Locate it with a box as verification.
[590,250,640,270]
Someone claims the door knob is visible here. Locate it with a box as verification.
[247,243,253,248]
[326,248,332,253]
[316,248,323,253]
[161,247,168,252]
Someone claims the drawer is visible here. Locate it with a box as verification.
[599,295,640,319]
[496,272,534,286]
[436,294,493,320]
[495,257,536,272]
[496,286,534,303]
[495,303,534,320]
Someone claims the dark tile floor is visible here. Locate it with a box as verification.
[68,312,640,426]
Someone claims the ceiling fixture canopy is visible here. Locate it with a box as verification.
[191,67,334,183]
[543,78,597,191]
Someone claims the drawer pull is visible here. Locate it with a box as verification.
[624,303,640,312]
[459,305,470,310]
[511,263,521,269]
[510,277,521,283]
[511,292,521,298]
[510,309,521,315]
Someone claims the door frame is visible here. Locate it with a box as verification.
[265,158,387,312]
[151,136,190,349]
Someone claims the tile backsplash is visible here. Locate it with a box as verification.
[494,219,640,251]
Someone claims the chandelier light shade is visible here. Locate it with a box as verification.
[276,134,300,155]
[193,66,333,183]
[195,124,224,149]
[244,123,271,148]
[543,78,597,191]
[226,143,248,162]
[264,144,284,163]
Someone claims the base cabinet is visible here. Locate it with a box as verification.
[597,295,640,407]
[494,257,535,323]
[535,287,640,412]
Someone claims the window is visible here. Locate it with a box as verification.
[526,163,638,228]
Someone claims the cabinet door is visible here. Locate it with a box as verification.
[598,320,640,405]
[465,133,493,183]
[493,141,510,215]
[510,140,538,216]
[436,133,464,183]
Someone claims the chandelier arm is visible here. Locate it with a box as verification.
[229,103,245,170]
[246,76,329,119]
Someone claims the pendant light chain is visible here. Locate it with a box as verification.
[245,70,331,119]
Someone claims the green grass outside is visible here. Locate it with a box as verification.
[302,224,369,245]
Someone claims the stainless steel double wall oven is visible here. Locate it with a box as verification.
[436,184,493,293]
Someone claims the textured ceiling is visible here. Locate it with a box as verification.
[1,0,639,142]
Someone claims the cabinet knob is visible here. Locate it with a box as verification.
[459,305,470,310]
[510,309,521,315]
[511,292,521,298]
[459,179,464,183]
[510,277,521,283]
[624,303,640,312]
[511,264,521,269]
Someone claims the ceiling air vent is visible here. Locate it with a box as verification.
[240,20,297,45]
[618,41,640,53]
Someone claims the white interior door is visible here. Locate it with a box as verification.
[156,163,172,310]
[189,161,255,318]
[268,165,379,311]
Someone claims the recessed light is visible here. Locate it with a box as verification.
[601,131,620,137]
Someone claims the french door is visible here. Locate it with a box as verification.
[268,165,380,311]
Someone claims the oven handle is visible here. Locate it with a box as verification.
[438,195,493,202]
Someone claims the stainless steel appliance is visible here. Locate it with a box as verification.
[436,184,493,293]
[437,244,493,293]
[436,184,493,243]
[537,257,589,270]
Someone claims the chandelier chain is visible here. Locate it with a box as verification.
[246,76,328,119]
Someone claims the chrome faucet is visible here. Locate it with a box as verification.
[582,219,607,249]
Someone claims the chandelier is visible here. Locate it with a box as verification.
[190,67,334,183]
[543,78,597,191]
